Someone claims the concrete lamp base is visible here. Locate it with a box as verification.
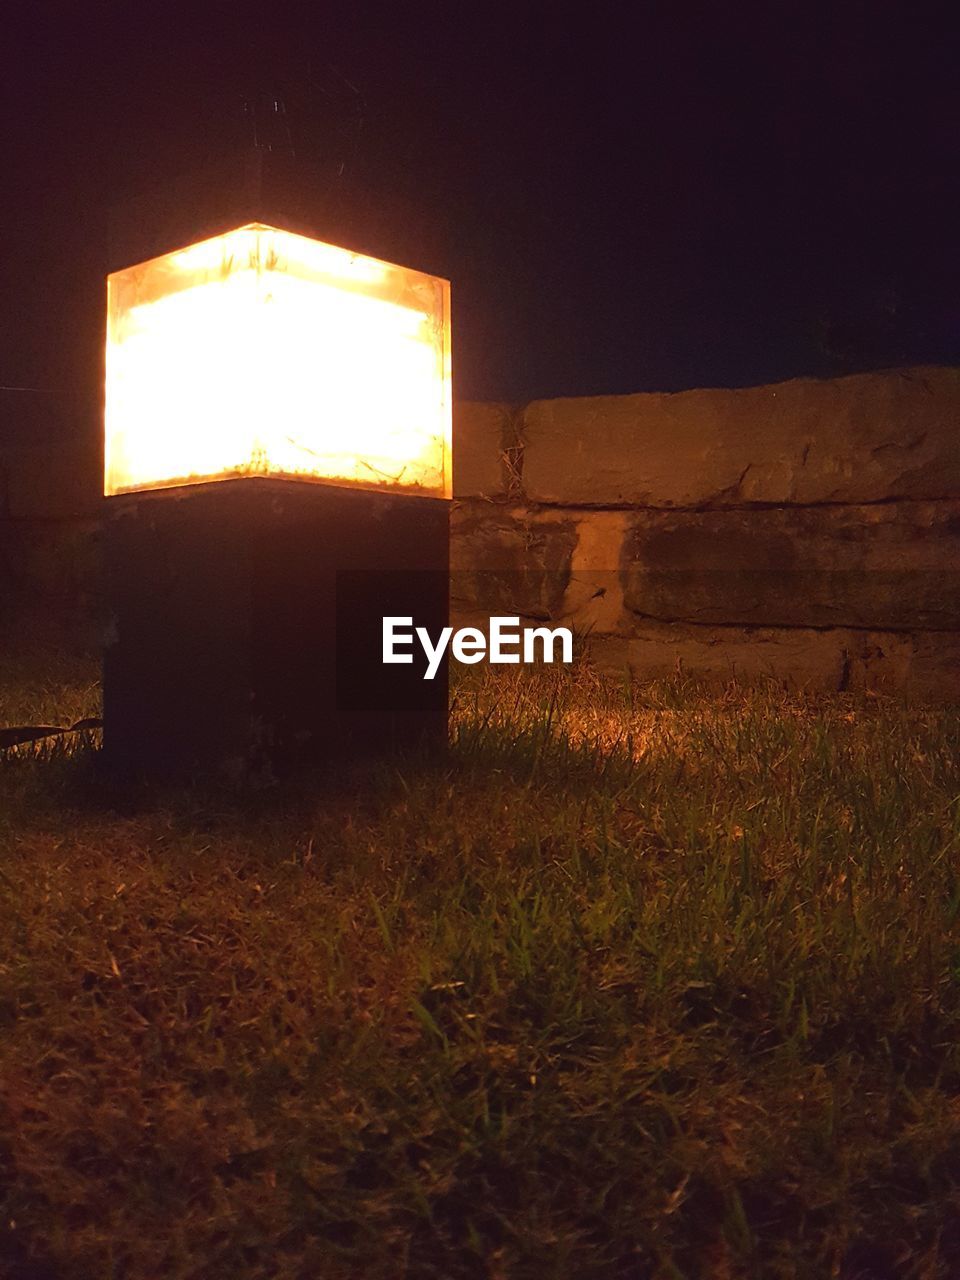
[103,478,449,782]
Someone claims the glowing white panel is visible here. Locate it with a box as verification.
[105,223,452,498]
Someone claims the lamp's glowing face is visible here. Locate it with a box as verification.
[105,223,451,498]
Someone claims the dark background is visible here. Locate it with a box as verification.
[2,0,958,412]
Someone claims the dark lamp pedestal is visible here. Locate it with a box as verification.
[103,478,449,782]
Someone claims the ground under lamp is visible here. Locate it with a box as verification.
[103,222,452,780]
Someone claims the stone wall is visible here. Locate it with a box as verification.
[3,364,960,694]
[451,367,960,697]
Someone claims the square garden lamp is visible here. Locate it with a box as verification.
[103,222,452,780]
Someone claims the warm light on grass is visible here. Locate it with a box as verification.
[4,657,960,1276]
[104,223,452,498]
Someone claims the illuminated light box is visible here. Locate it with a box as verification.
[105,222,452,499]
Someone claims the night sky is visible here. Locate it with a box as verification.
[2,1,959,413]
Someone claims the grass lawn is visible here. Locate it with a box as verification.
[2,652,960,1278]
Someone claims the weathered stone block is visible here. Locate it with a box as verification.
[452,402,513,499]
[521,366,960,507]
[559,511,631,633]
[451,501,577,619]
[621,500,960,630]
[588,625,960,700]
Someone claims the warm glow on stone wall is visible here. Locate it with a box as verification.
[105,223,452,498]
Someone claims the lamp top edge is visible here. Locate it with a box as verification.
[106,221,451,290]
